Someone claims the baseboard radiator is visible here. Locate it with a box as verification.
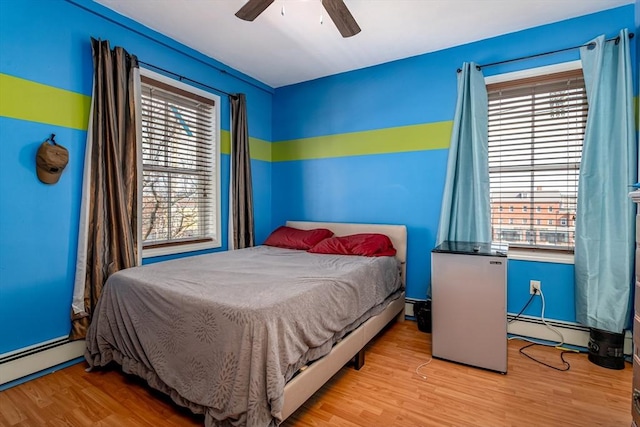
[0,337,85,387]
[405,300,632,355]
[506,313,633,354]
[404,298,420,317]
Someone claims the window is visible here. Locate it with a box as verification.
[139,69,221,257]
[536,206,541,213]
[499,230,521,242]
[560,218,567,226]
[540,231,568,244]
[509,206,514,212]
[526,230,536,243]
[488,66,585,251]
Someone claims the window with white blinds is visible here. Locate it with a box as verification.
[487,69,587,251]
[140,72,220,255]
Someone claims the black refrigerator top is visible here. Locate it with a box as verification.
[432,241,508,257]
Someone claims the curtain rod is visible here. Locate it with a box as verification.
[64,0,272,96]
[139,60,237,99]
[457,32,634,73]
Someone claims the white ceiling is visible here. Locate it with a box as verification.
[94,0,632,88]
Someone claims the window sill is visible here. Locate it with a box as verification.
[143,239,222,259]
[507,248,574,265]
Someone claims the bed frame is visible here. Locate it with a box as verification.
[281,221,407,420]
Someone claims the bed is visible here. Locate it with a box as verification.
[85,221,407,426]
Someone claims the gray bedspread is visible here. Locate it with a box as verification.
[85,245,402,427]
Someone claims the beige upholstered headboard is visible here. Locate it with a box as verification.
[286,221,408,283]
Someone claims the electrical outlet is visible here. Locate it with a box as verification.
[529,280,541,295]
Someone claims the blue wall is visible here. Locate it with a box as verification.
[0,0,637,356]
[271,5,637,320]
[0,0,273,354]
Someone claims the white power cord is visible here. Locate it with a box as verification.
[538,287,566,347]
[415,357,432,380]
[509,287,567,349]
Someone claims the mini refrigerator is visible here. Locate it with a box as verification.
[431,241,507,373]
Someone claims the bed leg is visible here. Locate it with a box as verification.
[396,305,406,323]
[353,349,365,370]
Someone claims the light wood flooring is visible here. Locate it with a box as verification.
[0,321,632,427]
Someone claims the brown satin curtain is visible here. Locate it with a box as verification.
[70,38,139,340]
[230,94,255,249]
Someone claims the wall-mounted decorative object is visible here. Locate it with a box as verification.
[36,134,68,184]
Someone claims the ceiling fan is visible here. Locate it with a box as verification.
[235,0,361,38]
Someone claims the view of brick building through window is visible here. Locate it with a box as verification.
[491,190,576,248]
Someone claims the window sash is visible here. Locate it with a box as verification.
[487,69,585,251]
[140,76,217,248]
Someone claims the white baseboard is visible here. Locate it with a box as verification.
[405,300,632,355]
[507,314,633,355]
[0,340,85,386]
[405,301,415,317]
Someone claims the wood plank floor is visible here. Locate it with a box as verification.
[0,321,632,427]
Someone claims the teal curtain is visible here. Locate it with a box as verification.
[575,29,636,333]
[436,62,490,245]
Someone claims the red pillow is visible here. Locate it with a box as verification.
[307,236,352,255]
[308,233,396,257]
[263,226,334,250]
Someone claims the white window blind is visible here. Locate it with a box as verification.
[140,75,217,249]
[487,69,587,251]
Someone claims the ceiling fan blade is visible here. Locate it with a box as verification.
[321,0,361,38]
[235,0,275,21]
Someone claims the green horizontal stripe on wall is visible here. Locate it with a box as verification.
[272,121,453,162]
[221,130,231,155]
[0,73,91,130]
[249,137,271,162]
[220,130,271,162]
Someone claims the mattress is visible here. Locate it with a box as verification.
[85,245,402,426]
